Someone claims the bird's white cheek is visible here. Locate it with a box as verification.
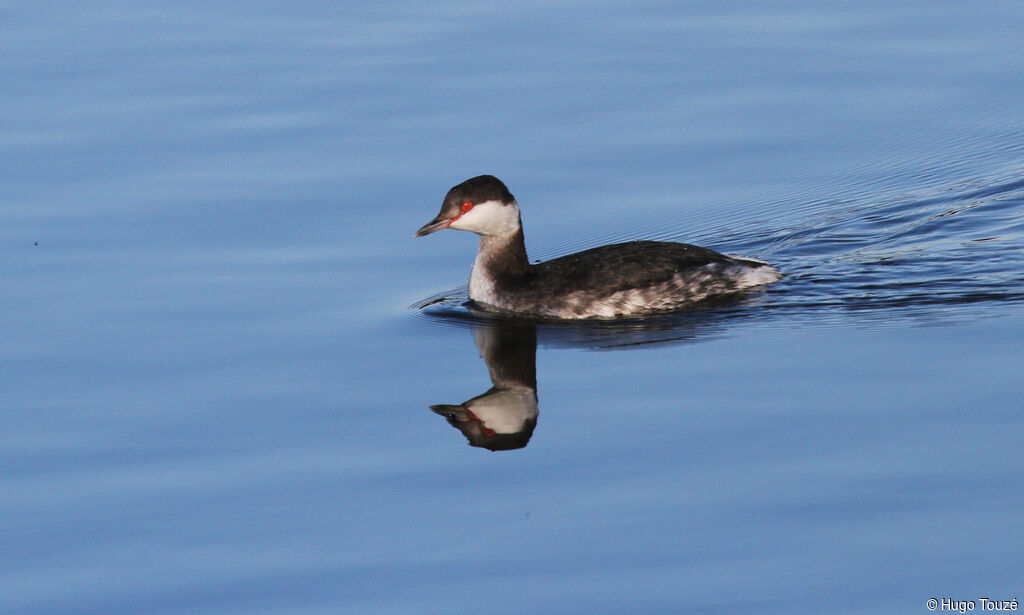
[448,213,475,231]
[449,200,519,235]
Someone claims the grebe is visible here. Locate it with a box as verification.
[415,175,782,319]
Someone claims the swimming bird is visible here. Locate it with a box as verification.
[415,175,781,319]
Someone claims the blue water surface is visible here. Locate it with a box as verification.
[2,2,1023,614]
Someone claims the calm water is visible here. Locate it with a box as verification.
[3,2,1023,614]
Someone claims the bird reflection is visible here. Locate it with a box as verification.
[420,293,766,451]
[429,322,538,451]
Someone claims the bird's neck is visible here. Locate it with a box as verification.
[469,228,530,307]
[475,228,529,279]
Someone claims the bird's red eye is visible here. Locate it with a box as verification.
[461,201,473,213]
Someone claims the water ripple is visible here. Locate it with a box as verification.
[411,167,1024,346]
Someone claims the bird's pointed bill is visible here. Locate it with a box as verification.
[414,215,453,237]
